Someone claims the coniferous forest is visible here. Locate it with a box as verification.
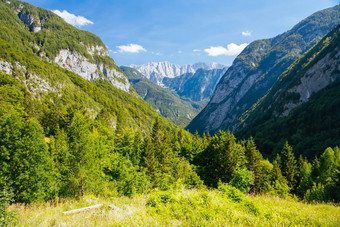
[0,0,339,226]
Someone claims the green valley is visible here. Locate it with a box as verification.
[0,0,339,226]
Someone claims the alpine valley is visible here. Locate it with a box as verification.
[1,0,340,226]
[123,63,227,126]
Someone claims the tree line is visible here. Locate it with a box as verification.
[0,72,339,204]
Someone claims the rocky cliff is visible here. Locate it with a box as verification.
[187,5,340,135]
[2,0,130,93]
[163,67,228,102]
[236,24,340,158]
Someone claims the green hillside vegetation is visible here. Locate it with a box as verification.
[1,0,203,204]
[122,66,207,127]
[0,1,339,226]
[237,24,340,159]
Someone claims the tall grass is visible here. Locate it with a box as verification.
[10,188,340,226]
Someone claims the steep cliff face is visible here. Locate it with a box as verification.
[163,67,227,102]
[236,25,340,158]
[54,49,130,92]
[280,46,340,117]
[187,5,340,135]
[1,0,130,93]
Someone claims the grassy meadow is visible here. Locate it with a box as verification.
[9,188,340,226]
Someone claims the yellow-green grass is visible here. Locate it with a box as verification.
[10,188,340,226]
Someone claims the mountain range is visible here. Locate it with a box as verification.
[187,5,340,136]
[130,61,225,86]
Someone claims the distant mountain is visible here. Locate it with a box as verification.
[163,67,228,102]
[130,61,225,86]
[187,5,340,135]
[236,24,340,158]
[121,66,208,127]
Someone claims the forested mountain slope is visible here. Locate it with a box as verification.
[236,24,340,158]
[0,0,206,203]
[187,5,340,135]
[0,0,131,92]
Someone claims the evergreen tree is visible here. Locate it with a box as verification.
[280,141,298,189]
[296,156,313,197]
[196,131,246,187]
[245,137,263,192]
[271,155,290,197]
[318,147,336,184]
[141,137,160,185]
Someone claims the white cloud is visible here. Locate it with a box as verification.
[178,50,182,54]
[204,43,248,57]
[117,43,146,53]
[52,10,93,27]
[242,31,252,36]
[193,49,201,52]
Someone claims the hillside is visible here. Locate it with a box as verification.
[0,0,205,204]
[236,24,340,158]
[0,0,131,92]
[121,66,207,127]
[187,5,340,135]
[0,0,172,133]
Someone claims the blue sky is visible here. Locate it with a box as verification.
[23,0,339,66]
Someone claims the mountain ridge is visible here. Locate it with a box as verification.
[130,61,225,86]
[235,24,340,158]
[187,5,340,135]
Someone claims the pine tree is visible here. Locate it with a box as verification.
[196,131,245,187]
[245,137,263,192]
[280,141,298,189]
[319,147,335,184]
[271,155,290,196]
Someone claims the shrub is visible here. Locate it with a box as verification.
[230,168,255,193]
[0,190,17,227]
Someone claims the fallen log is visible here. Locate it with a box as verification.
[63,204,103,215]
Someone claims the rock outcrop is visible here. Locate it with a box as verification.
[54,49,130,92]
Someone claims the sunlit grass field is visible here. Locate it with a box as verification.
[10,188,340,226]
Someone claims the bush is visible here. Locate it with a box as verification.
[0,190,17,227]
[230,168,254,193]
